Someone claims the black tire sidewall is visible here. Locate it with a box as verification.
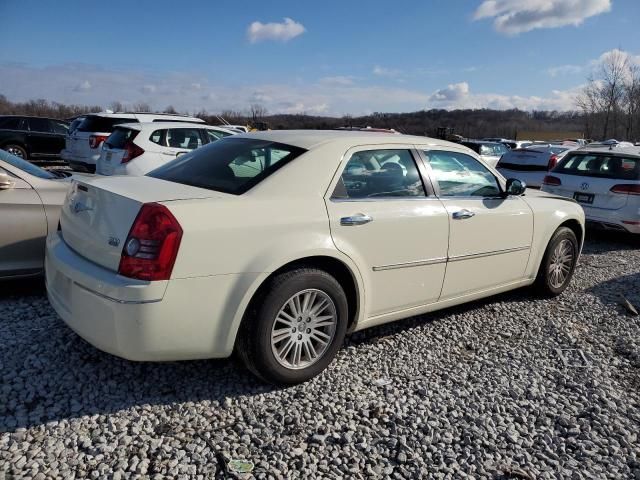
[538,227,578,296]
[5,144,27,159]
[249,270,348,384]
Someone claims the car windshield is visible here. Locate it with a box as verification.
[553,153,640,180]
[148,137,307,194]
[0,148,56,179]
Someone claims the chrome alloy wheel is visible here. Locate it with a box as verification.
[548,239,575,289]
[270,288,338,370]
[5,146,24,158]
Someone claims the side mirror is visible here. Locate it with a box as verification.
[0,172,14,190]
[505,178,526,196]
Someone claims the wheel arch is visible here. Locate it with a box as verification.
[230,253,364,352]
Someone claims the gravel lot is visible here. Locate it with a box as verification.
[1,231,639,479]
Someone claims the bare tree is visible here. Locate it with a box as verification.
[131,102,152,113]
[249,103,267,121]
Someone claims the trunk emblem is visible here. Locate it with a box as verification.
[108,237,121,247]
[580,182,589,191]
[72,201,93,214]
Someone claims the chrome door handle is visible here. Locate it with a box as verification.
[452,209,475,220]
[340,214,373,226]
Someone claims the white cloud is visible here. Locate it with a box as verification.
[73,80,91,92]
[318,76,355,86]
[429,82,470,102]
[247,17,305,43]
[373,65,401,78]
[474,0,611,35]
[547,64,584,77]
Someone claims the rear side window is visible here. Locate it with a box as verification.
[77,116,134,133]
[554,154,640,180]
[166,128,203,149]
[148,138,306,195]
[150,130,165,146]
[105,128,138,149]
[0,117,24,130]
[51,121,68,134]
[28,118,52,133]
[332,149,425,199]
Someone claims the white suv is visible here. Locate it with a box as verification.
[542,144,640,233]
[62,112,205,172]
[96,122,237,176]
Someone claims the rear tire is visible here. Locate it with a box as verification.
[534,226,578,297]
[3,144,27,159]
[237,268,348,385]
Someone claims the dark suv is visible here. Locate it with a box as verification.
[0,116,69,160]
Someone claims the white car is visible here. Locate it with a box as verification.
[46,131,584,384]
[496,145,575,188]
[542,145,640,233]
[96,123,237,176]
[62,112,205,173]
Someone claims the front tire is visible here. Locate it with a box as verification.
[237,268,348,384]
[3,144,27,159]
[534,226,578,296]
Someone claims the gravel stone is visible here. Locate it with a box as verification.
[1,231,640,478]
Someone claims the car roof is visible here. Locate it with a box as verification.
[85,112,203,121]
[575,144,640,158]
[462,140,503,145]
[230,129,461,150]
[114,122,221,130]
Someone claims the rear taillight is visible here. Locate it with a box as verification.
[610,184,640,195]
[547,154,559,170]
[89,135,108,149]
[121,142,145,164]
[543,175,562,186]
[118,203,183,281]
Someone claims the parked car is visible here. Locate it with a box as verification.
[481,138,532,150]
[46,131,584,384]
[496,144,575,188]
[96,123,238,176]
[62,112,205,173]
[542,144,640,233]
[0,149,74,279]
[0,115,69,161]
[461,140,509,167]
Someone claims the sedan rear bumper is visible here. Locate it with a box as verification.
[45,232,261,361]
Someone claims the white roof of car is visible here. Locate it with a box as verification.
[578,144,640,158]
[88,112,204,122]
[233,129,460,150]
[115,122,231,131]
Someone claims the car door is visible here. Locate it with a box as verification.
[419,148,534,299]
[26,118,58,157]
[0,166,47,277]
[48,119,69,155]
[325,146,449,317]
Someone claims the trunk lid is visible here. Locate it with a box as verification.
[60,176,219,271]
[550,174,630,210]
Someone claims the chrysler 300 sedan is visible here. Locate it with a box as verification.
[46,131,585,384]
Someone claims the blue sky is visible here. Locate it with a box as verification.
[0,0,638,115]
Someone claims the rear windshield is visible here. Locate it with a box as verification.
[105,127,138,149]
[148,137,306,195]
[553,153,640,180]
[77,115,135,133]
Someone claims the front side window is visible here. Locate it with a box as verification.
[148,138,306,195]
[332,149,425,199]
[28,118,51,133]
[167,128,203,149]
[554,153,640,180]
[425,150,501,197]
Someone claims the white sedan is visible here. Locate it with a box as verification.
[45,131,585,384]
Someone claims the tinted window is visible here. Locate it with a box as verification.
[205,129,233,142]
[332,149,425,199]
[150,130,165,146]
[77,116,135,133]
[426,150,501,197]
[28,118,52,133]
[105,128,138,149]
[0,117,24,130]
[167,128,203,149]
[0,148,56,179]
[148,138,306,195]
[554,153,640,180]
[462,142,480,154]
[51,121,69,134]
